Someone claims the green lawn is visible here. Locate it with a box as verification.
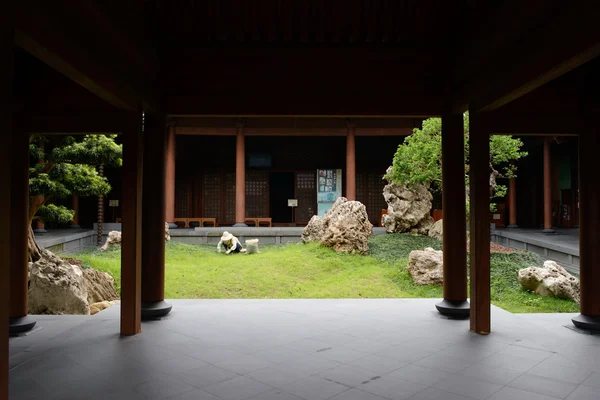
[73,233,579,314]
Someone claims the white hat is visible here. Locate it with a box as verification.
[221,231,233,241]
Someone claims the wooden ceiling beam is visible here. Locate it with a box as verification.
[453,3,600,113]
[15,1,158,112]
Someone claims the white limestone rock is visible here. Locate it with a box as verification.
[382,182,434,235]
[28,250,90,315]
[100,230,121,251]
[82,268,118,304]
[407,247,443,285]
[302,197,373,255]
[165,222,171,242]
[518,260,580,303]
[428,219,443,241]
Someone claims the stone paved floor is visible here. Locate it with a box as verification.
[8,299,600,400]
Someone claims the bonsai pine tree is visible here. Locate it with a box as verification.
[28,134,122,261]
[386,113,527,212]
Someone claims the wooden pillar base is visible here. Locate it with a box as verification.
[572,314,600,331]
[141,300,172,320]
[507,224,519,228]
[543,228,556,234]
[8,316,36,336]
[435,299,470,319]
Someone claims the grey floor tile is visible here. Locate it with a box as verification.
[360,376,428,400]
[280,375,349,400]
[385,364,455,386]
[250,346,306,364]
[215,354,274,375]
[497,344,554,362]
[477,352,542,373]
[413,353,475,373]
[346,355,407,375]
[433,374,503,400]
[246,389,304,400]
[134,375,197,399]
[528,354,594,384]
[320,365,379,387]
[459,364,522,385]
[509,373,578,399]
[153,355,209,375]
[188,347,247,364]
[373,344,438,364]
[488,386,563,400]
[277,355,341,376]
[342,339,393,354]
[581,372,600,390]
[566,385,600,400]
[202,376,272,400]
[173,364,239,388]
[328,388,388,400]
[245,366,309,388]
[286,338,332,353]
[315,346,368,363]
[9,377,54,400]
[164,388,222,400]
[407,387,475,400]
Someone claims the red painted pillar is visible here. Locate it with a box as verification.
[165,124,176,226]
[71,195,80,228]
[121,110,143,335]
[543,138,555,233]
[508,177,518,228]
[436,114,469,317]
[1,10,13,398]
[346,124,356,201]
[234,124,247,226]
[572,129,600,330]
[469,111,491,335]
[9,124,36,334]
[141,112,172,319]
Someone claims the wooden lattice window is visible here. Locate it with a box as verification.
[246,171,269,218]
[296,171,317,224]
[203,171,221,221]
[223,172,236,224]
[366,173,386,225]
[175,178,191,218]
[356,173,366,204]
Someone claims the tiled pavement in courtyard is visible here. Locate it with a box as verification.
[8,299,600,400]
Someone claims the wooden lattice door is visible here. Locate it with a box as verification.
[223,172,236,225]
[246,171,269,218]
[203,171,222,223]
[365,173,386,226]
[295,171,317,224]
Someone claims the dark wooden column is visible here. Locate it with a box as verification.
[469,111,491,335]
[141,112,172,319]
[346,124,356,201]
[165,124,176,228]
[234,123,247,226]
[1,10,13,398]
[8,124,36,334]
[572,130,600,331]
[543,138,555,233]
[71,195,80,228]
[508,177,518,228]
[436,114,469,317]
[120,110,144,335]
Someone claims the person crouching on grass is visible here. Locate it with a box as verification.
[217,231,246,254]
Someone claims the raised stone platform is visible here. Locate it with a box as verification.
[34,228,97,254]
[491,228,579,274]
[170,227,388,245]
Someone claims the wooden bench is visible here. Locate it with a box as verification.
[173,218,218,228]
[244,217,272,227]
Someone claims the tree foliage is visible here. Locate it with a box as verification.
[387,113,527,208]
[29,134,122,225]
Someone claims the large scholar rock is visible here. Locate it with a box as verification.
[407,247,443,285]
[519,260,580,303]
[90,300,115,315]
[100,230,121,251]
[82,268,119,304]
[382,183,434,234]
[302,197,373,254]
[428,219,443,241]
[29,250,90,315]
